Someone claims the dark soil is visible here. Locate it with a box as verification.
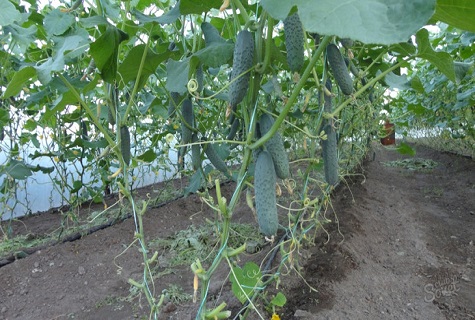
[0,143,474,320]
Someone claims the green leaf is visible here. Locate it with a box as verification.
[260,0,436,45]
[0,0,21,26]
[79,15,108,28]
[3,66,36,98]
[410,76,425,94]
[36,34,88,84]
[389,42,417,56]
[101,0,120,20]
[36,57,65,84]
[132,2,181,25]
[44,9,74,37]
[453,61,472,83]
[28,164,55,174]
[434,0,475,32]
[230,262,262,304]
[71,180,83,193]
[184,170,204,196]
[0,108,10,126]
[54,31,90,61]
[415,28,455,82]
[90,25,129,83]
[3,24,37,53]
[166,58,191,94]
[136,149,157,162]
[180,0,221,15]
[271,292,287,307]
[384,72,411,90]
[195,22,234,67]
[118,45,170,89]
[4,160,32,180]
[396,142,416,156]
[194,43,234,68]
[407,104,428,116]
[201,22,226,45]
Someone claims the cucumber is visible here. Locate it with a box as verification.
[181,98,194,144]
[229,30,254,108]
[284,12,305,73]
[168,92,181,119]
[321,79,339,186]
[226,118,240,141]
[178,146,186,171]
[204,141,229,176]
[107,104,116,125]
[339,38,354,49]
[120,125,131,165]
[80,121,88,141]
[326,43,353,95]
[343,57,360,78]
[191,133,201,171]
[259,114,290,179]
[254,150,278,237]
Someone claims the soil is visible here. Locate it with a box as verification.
[0,143,474,320]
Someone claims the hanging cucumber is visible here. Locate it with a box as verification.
[120,125,131,165]
[284,12,305,73]
[229,30,254,109]
[254,150,278,237]
[326,43,353,95]
[226,118,240,141]
[204,141,229,176]
[191,133,201,171]
[181,98,194,144]
[259,114,290,179]
[168,92,181,119]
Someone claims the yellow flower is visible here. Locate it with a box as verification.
[271,313,281,320]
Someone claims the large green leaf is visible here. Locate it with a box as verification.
[230,262,262,304]
[434,0,475,32]
[36,35,86,84]
[0,108,10,126]
[118,45,170,89]
[2,159,33,180]
[136,149,157,162]
[3,24,37,53]
[0,0,21,26]
[3,66,37,98]
[90,25,129,83]
[384,72,411,90]
[44,9,74,37]
[260,0,436,45]
[166,58,191,94]
[79,16,108,28]
[132,2,181,25]
[194,22,234,67]
[201,22,226,45]
[180,0,221,15]
[453,61,473,83]
[194,43,234,68]
[415,28,455,82]
[410,76,425,94]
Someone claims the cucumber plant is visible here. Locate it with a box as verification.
[2,0,472,319]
